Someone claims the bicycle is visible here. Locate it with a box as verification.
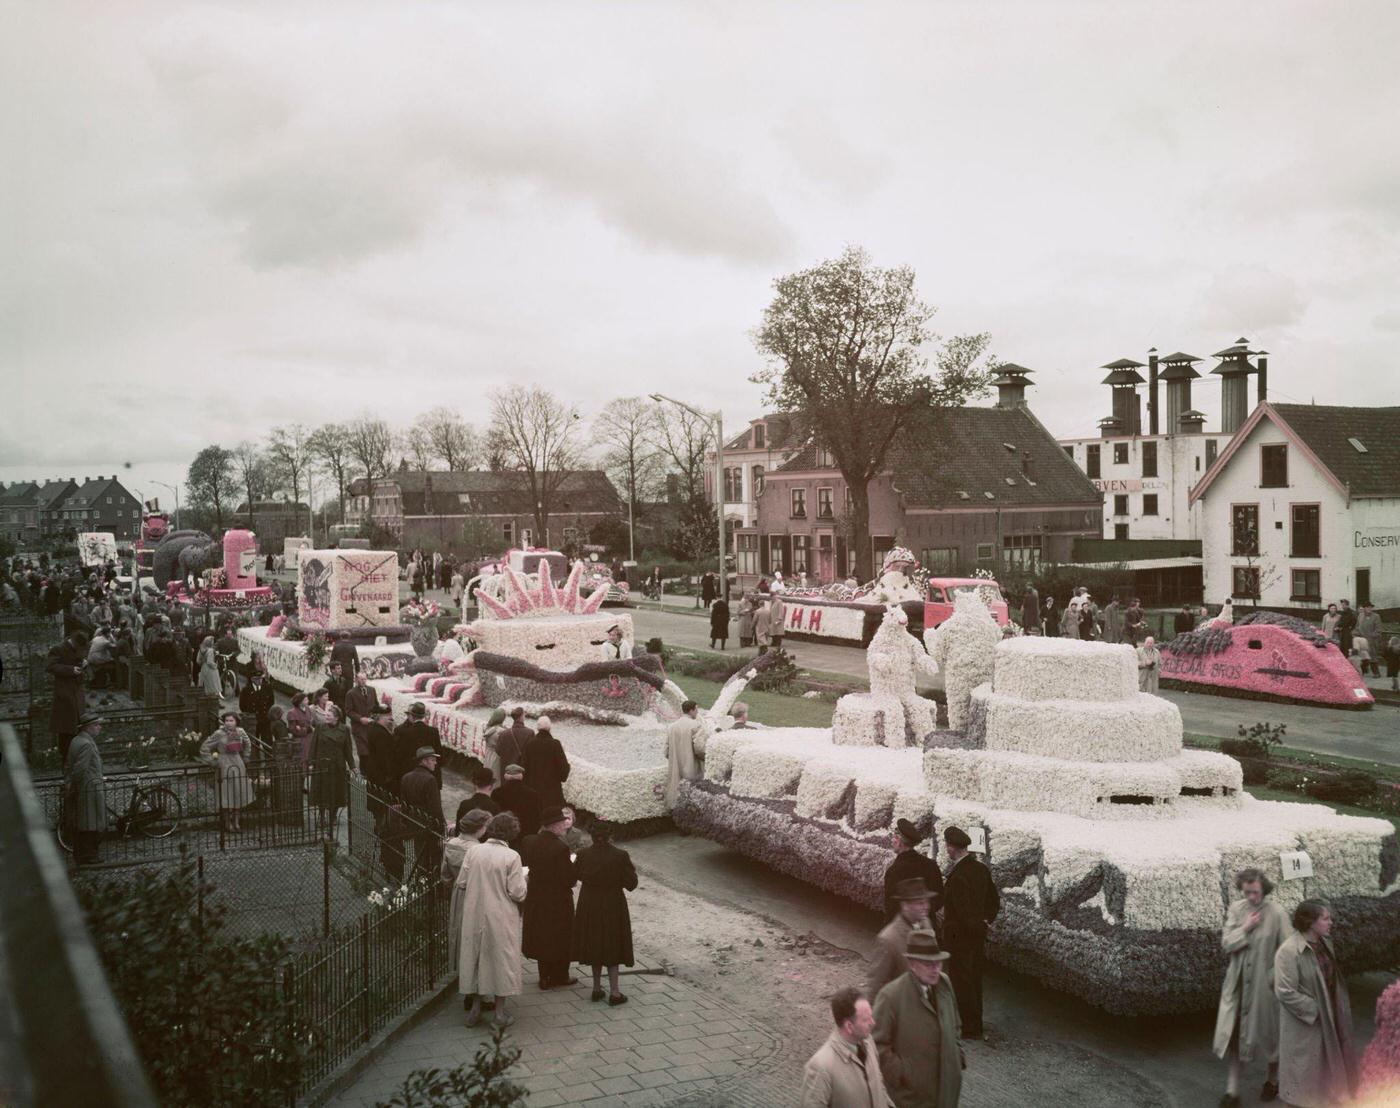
[56,773,183,852]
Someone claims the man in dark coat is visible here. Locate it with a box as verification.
[344,669,380,763]
[1337,599,1357,657]
[497,707,533,771]
[324,660,353,714]
[1020,584,1040,635]
[398,747,444,880]
[47,631,89,764]
[1174,603,1196,637]
[65,711,108,864]
[329,632,360,675]
[521,806,577,989]
[884,819,944,923]
[494,764,541,839]
[238,671,275,743]
[455,765,500,826]
[521,716,570,809]
[364,703,398,799]
[393,701,445,784]
[941,825,1000,1039]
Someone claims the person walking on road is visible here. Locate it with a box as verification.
[872,930,963,1108]
[201,710,255,834]
[883,819,944,924]
[940,826,999,1040]
[868,880,935,1001]
[1213,868,1289,1107]
[1274,900,1357,1108]
[800,986,893,1108]
[710,594,731,650]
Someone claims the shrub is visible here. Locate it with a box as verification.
[1264,766,1305,791]
[1236,758,1270,786]
[1304,770,1378,806]
[750,647,799,693]
[374,1022,526,1107]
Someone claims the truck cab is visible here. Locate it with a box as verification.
[924,577,1010,630]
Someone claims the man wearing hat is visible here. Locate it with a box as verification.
[64,711,108,864]
[494,764,541,840]
[455,765,500,826]
[868,879,935,1000]
[521,806,578,990]
[393,700,445,785]
[363,702,398,806]
[399,746,445,880]
[884,819,944,924]
[47,629,89,764]
[800,986,893,1108]
[872,930,963,1108]
[941,826,999,1040]
[601,624,630,660]
[520,716,570,809]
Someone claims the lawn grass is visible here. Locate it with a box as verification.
[668,673,836,729]
[1243,784,1400,836]
[1184,733,1400,783]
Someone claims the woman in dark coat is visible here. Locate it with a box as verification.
[573,821,638,1005]
[709,596,730,650]
[520,716,570,809]
[1042,596,1059,637]
[308,704,355,838]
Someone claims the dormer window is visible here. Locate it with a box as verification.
[815,446,834,468]
[753,423,766,449]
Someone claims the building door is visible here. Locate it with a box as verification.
[1114,523,1129,541]
[1356,568,1371,607]
[521,528,533,548]
[816,533,834,582]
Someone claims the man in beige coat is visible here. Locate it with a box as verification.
[867,880,933,1001]
[1274,901,1357,1108]
[664,700,707,809]
[458,812,528,1027]
[800,986,893,1108]
[1213,868,1289,1106]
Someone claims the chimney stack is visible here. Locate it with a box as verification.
[1100,358,1146,436]
[1147,348,1159,435]
[991,363,1035,409]
[1210,338,1258,433]
[1158,352,1203,434]
[1256,351,1268,403]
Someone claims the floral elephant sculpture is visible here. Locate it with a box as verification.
[152,531,220,589]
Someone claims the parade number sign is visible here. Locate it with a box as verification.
[1280,850,1314,881]
[967,826,987,854]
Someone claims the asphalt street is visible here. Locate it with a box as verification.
[627,604,1400,766]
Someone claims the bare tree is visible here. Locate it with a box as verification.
[753,245,994,581]
[266,424,312,513]
[648,401,712,510]
[421,407,480,472]
[230,442,271,532]
[186,445,236,530]
[487,385,582,544]
[308,423,354,522]
[593,397,663,542]
[348,415,394,484]
[399,425,436,474]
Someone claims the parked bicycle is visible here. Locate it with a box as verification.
[56,773,183,851]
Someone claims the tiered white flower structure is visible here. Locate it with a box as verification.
[924,591,1000,730]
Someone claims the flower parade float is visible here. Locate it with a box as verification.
[164,529,277,614]
[1161,611,1374,709]
[672,595,1400,1015]
[774,548,1008,647]
[237,548,416,692]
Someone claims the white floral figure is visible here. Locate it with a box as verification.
[869,546,924,605]
[925,590,1000,731]
[866,606,940,744]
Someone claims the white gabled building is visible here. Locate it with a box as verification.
[1190,402,1400,612]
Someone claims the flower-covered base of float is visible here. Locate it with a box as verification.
[237,626,417,693]
[673,602,1400,1014]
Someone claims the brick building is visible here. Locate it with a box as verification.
[0,475,142,544]
[739,386,1102,587]
[346,469,622,553]
[235,500,312,551]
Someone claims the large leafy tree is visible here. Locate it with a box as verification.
[186,444,236,530]
[487,385,581,545]
[752,245,993,581]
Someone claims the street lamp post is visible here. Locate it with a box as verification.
[153,481,181,531]
[650,394,725,601]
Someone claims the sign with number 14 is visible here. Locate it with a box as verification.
[1280,850,1314,880]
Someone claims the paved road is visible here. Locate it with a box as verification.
[628,606,1400,766]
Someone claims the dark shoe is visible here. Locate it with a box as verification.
[1219,1095,1240,1108]
[608,993,629,1006]
[1260,1081,1278,1103]
[591,987,606,1002]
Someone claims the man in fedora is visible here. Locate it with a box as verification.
[521,806,578,990]
[800,985,893,1108]
[65,710,107,865]
[393,700,445,785]
[868,878,935,1000]
[872,930,963,1107]
[399,746,444,880]
[884,819,944,924]
[940,826,999,1040]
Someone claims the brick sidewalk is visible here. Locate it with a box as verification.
[327,971,782,1107]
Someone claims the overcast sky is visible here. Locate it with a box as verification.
[4,1,1399,499]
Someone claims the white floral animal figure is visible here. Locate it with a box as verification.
[868,546,923,605]
[866,606,940,744]
[925,591,1000,731]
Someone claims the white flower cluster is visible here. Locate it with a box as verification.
[925,592,1001,730]
[467,612,633,673]
[992,637,1138,703]
[980,689,1183,763]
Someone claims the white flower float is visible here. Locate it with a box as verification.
[673,592,1400,1015]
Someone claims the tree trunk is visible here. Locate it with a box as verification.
[849,480,873,583]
